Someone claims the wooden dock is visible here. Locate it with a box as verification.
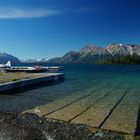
[0,73,64,93]
[23,79,140,137]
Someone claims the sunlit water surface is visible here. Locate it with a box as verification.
[0,64,140,112]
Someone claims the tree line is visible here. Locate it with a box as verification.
[97,55,140,64]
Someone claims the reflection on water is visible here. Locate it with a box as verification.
[0,64,140,113]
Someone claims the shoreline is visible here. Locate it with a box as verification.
[0,112,133,140]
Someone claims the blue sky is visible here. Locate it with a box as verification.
[0,0,140,59]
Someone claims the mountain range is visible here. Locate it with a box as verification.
[1,43,140,65]
[0,52,21,65]
[48,43,140,64]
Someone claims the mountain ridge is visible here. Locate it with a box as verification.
[0,52,21,65]
[48,43,140,64]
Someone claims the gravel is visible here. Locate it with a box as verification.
[0,112,131,140]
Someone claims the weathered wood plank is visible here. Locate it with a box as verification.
[71,91,124,127]
[102,90,140,134]
[23,81,108,116]
[24,79,122,118]
[45,81,122,121]
[23,92,86,116]
[46,90,109,121]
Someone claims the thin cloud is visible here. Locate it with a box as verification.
[0,7,60,19]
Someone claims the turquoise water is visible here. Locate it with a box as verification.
[0,64,140,112]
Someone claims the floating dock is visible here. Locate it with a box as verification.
[0,73,64,93]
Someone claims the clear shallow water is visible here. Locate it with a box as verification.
[0,64,140,112]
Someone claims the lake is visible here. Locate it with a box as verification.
[0,64,140,133]
[0,64,140,111]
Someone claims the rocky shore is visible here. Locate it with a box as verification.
[0,112,132,140]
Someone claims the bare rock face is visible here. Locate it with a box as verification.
[106,44,130,56]
[80,45,111,57]
[62,51,79,63]
[78,45,112,63]
[107,44,140,56]
[132,45,140,56]
[48,43,140,63]
[0,52,21,65]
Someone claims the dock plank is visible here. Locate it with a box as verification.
[23,83,102,116]
[46,90,109,121]
[23,81,108,116]
[45,81,122,121]
[71,90,124,127]
[101,90,140,134]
